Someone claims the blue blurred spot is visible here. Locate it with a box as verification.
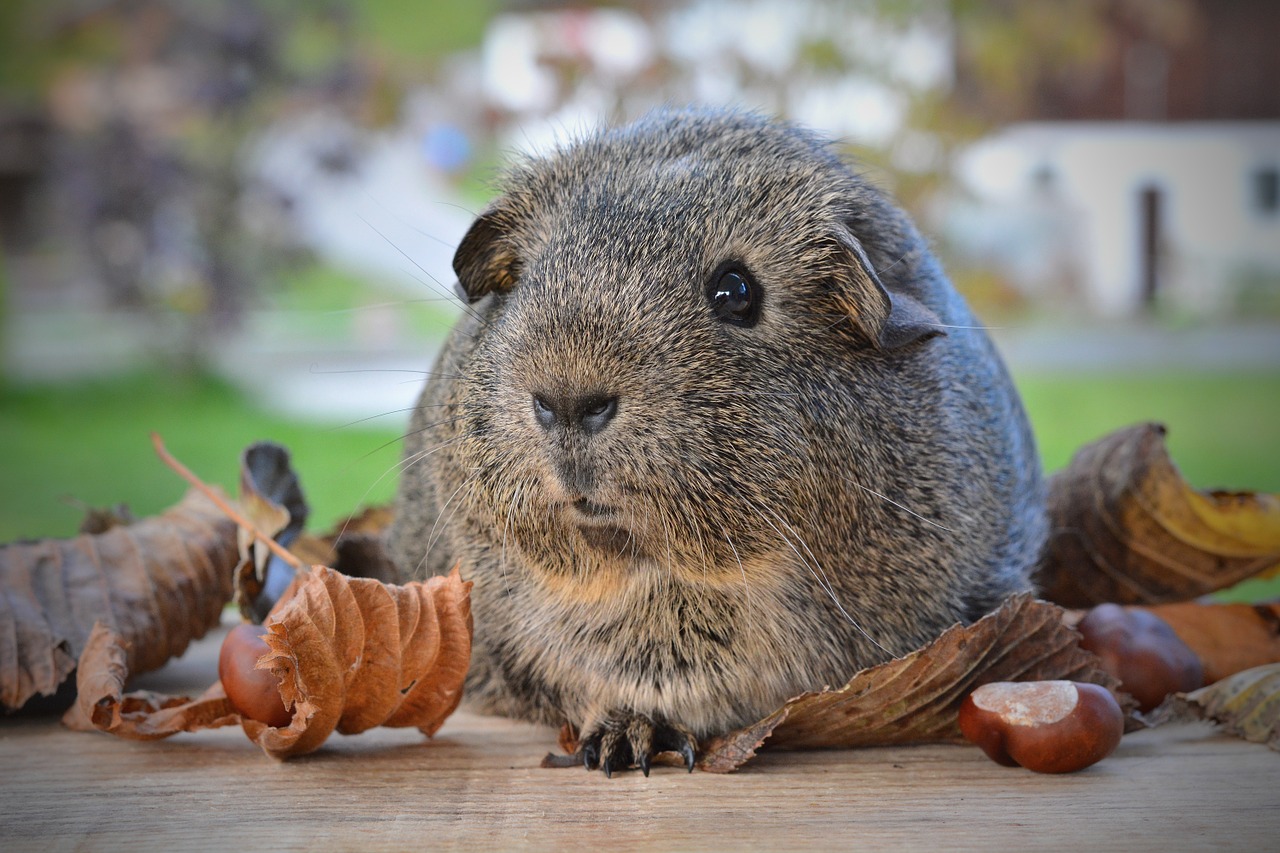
[421,124,471,173]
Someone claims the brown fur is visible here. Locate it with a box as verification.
[388,108,1047,772]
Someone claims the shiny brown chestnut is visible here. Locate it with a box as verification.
[218,623,292,728]
[1076,603,1204,712]
[958,680,1124,773]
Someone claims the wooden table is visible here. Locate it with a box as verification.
[2,621,1276,852]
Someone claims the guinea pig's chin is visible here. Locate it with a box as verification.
[575,522,644,559]
[520,523,757,593]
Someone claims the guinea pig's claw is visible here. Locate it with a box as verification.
[652,721,698,773]
[577,712,698,777]
[581,741,599,772]
[680,741,696,773]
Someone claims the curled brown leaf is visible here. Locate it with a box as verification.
[698,595,1122,772]
[1,489,238,711]
[67,566,473,760]
[64,621,240,739]
[241,564,475,759]
[1036,422,1280,607]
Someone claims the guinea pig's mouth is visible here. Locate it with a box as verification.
[576,523,639,557]
[559,499,645,558]
[571,497,614,518]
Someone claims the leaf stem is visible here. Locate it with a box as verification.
[150,432,304,571]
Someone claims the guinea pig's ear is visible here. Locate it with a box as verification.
[833,227,945,350]
[452,205,520,303]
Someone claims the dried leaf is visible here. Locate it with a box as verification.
[68,566,473,759]
[234,443,308,622]
[64,621,240,738]
[1143,601,1280,685]
[698,707,792,773]
[0,489,238,711]
[233,459,397,617]
[1145,663,1280,751]
[246,565,472,758]
[698,595,1122,772]
[1036,423,1280,607]
[295,505,398,583]
[76,503,136,535]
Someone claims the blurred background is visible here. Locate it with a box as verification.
[1,0,1277,575]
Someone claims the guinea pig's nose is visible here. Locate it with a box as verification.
[532,393,619,436]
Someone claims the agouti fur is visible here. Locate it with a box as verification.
[388,108,1047,774]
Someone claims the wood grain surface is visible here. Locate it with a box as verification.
[1,621,1276,852]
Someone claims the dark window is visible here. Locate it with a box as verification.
[1255,167,1279,215]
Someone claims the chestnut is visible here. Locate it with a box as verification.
[218,623,292,728]
[1076,603,1204,712]
[958,680,1124,773]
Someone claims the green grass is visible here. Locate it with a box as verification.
[0,372,403,542]
[1017,370,1280,491]
[1,367,1276,601]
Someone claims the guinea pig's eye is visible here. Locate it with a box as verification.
[706,264,761,327]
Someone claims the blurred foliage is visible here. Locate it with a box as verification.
[0,0,498,99]
[2,0,1213,331]
[267,262,460,339]
[0,0,493,372]
[354,0,497,66]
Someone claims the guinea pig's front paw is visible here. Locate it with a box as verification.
[578,711,697,777]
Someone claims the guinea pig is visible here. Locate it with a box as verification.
[388,108,1047,775]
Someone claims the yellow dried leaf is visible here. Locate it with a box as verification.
[1037,423,1280,607]
[1147,663,1280,751]
[1185,490,1280,554]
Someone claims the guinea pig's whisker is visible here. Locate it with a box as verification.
[775,510,834,591]
[396,271,491,341]
[423,476,477,561]
[403,409,468,432]
[354,211,486,326]
[315,298,462,316]
[820,314,855,334]
[501,481,525,594]
[840,475,954,534]
[361,417,468,463]
[326,406,429,432]
[308,366,467,380]
[691,519,712,583]
[358,190,464,251]
[329,441,454,547]
[723,532,753,611]
[660,509,677,585]
[689,390,799,399]
[877,250,912,273]
[389,434,466,477]
[394,413,469,444]
[757,504,890,654]
[625,506,641,561]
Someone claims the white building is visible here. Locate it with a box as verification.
[956,122,1280,318]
